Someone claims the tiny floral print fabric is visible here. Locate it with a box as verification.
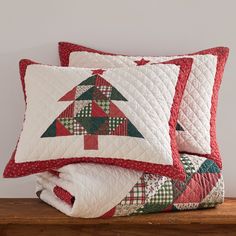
[4,58,193,179]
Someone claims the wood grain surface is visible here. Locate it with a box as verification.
[0,198,235,235]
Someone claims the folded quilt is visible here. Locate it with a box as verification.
[36,154,224,218]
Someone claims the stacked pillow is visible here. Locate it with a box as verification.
[59,43,229,168]
[3,42,229,218]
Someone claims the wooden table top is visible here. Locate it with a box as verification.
[0,198,236,225]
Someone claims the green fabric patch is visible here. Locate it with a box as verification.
[149,180,173,205]
[136,180,173,214]
[128,121,144,138]
[79,75,96,85]
[111,87,127,101]
[41,121,56,137]
[198,160,221,173]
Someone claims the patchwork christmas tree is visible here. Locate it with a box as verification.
[41,69,144,150]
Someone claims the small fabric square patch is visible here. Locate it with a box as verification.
[58,118,74,134]
[77,103,92,117]
[180,155,195,175]
[97,86,112,98]
[120,176,145,205]
[74,121,87,135]
[109,117,127,135]
[96,100,110,114]
[84,135,98,150]
[148,180,173,205]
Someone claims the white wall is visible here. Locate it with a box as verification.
[0,0,235,197]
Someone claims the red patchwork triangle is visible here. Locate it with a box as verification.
[59,87,76,101]
[99,207,116,218]
[56,120,72,136]
[174,173,220,203]
[58,102,74,118]
[109,102,126,118]
[91,101,108,117]
[95,75,111,86]
[163,205,174,212]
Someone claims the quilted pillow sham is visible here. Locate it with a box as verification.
[59,42,229,168]
[3,58,193,179]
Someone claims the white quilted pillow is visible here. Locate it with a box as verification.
[4,58,192,180]
[59,43,229,168]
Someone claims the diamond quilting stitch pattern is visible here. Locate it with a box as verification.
[59,42,229,169]
[4,57,193,179]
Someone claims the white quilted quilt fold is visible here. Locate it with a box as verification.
[36,154,224,218]
[36,163,142,218]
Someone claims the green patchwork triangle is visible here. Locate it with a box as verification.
[110,87,127,101]
[41,121,56,137]
[79,75,96,85]
[127,121,144,138]
[198,160,221,173]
